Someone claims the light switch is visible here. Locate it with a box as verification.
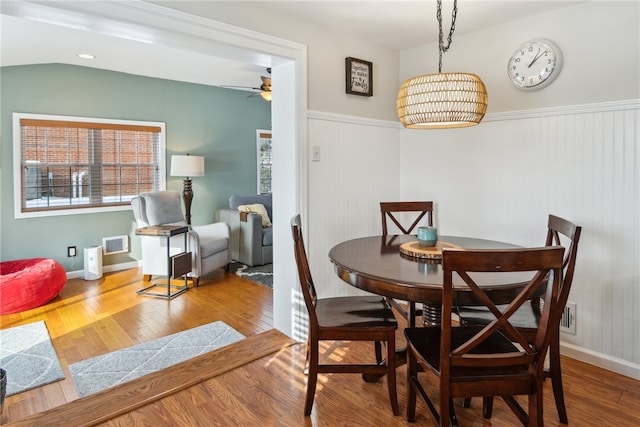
[312,145,321,162]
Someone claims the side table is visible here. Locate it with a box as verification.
[135,225,192,299]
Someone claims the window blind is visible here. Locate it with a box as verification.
[19,116,163,213]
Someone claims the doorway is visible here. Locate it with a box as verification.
[2,1,308,338]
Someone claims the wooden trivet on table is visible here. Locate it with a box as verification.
[399,241,463,260]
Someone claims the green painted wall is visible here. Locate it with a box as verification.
[0,64,271,271]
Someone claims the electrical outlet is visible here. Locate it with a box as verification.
[67,246,77,257]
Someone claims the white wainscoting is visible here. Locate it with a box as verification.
[400,99,640,379]
[307,101,639,379]
[307,111,401,298]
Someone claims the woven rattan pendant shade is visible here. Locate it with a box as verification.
[397,72,488,129]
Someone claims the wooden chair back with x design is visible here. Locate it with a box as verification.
[290,214,399,416]
[380,201,433,236]
[459,214,581,423]
[380,201,434,326]
[405,246,564,427]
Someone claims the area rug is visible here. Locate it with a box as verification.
[0,320,65,396]
[230,262,273,288]
[68,321,244,397]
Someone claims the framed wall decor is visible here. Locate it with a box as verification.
[345,57,373,97]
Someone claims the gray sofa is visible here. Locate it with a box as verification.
[215,193,273,267]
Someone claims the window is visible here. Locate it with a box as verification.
[13,113,166,218]
[257,130,272,194]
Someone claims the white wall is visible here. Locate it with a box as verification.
[306,112,400,301]
[400,1,640,113]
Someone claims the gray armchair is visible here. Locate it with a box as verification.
[215,193,273,267]
[131,191,231,287]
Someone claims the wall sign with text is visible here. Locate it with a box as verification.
[345,57,373,97]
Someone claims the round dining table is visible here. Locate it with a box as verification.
[329,234,531,325]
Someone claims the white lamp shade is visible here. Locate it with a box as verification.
[170,155,205,177]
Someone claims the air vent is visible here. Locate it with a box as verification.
[560,302,576,334]
[102,235,128,255]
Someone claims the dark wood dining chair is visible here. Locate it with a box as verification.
[405,246,564,427]
[380,201,434,326]
[458,214,581,423]
[290,214,400,416]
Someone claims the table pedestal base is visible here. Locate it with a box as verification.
[422,303,442,326]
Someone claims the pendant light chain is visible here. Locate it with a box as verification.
[437,0,458,73]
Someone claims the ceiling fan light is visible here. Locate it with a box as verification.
[260,91,272,102]
[396,72,488,129]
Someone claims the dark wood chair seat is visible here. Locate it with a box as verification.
[406,325,529,375]
[291,214,399,417]
[315,296,398,328]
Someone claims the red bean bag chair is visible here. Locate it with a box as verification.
[0,258,66,315]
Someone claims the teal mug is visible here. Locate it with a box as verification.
[417,226,437,247]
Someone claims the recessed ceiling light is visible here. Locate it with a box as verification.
[77,53,95,60]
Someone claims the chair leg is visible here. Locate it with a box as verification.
[528,379,545,427]
[303,339,310,375]
[386,332,400,416]
[304,339,319,416]
[143,274,152,282]
[448,399,459,427]
[406,348,418,422]
[375,341,384,365]
[407,302,416,327]
[482,396,494,419]
[549,335,569,423]
[502,396,528,425]
[440,395,451,427]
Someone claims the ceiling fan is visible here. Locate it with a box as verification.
[222,68,272,102]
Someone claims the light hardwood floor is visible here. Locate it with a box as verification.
[1,267,638,426]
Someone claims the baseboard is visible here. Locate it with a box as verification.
[561,341,640,380]
[65,261,141,279]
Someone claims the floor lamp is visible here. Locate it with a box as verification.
[170,154,205,225]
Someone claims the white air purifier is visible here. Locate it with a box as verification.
[84,245,103,280]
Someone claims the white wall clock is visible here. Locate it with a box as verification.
[507,39,563,90]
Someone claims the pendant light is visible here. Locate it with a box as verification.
[397,0,488,129]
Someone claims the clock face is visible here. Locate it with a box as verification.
[507,39,562,90]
